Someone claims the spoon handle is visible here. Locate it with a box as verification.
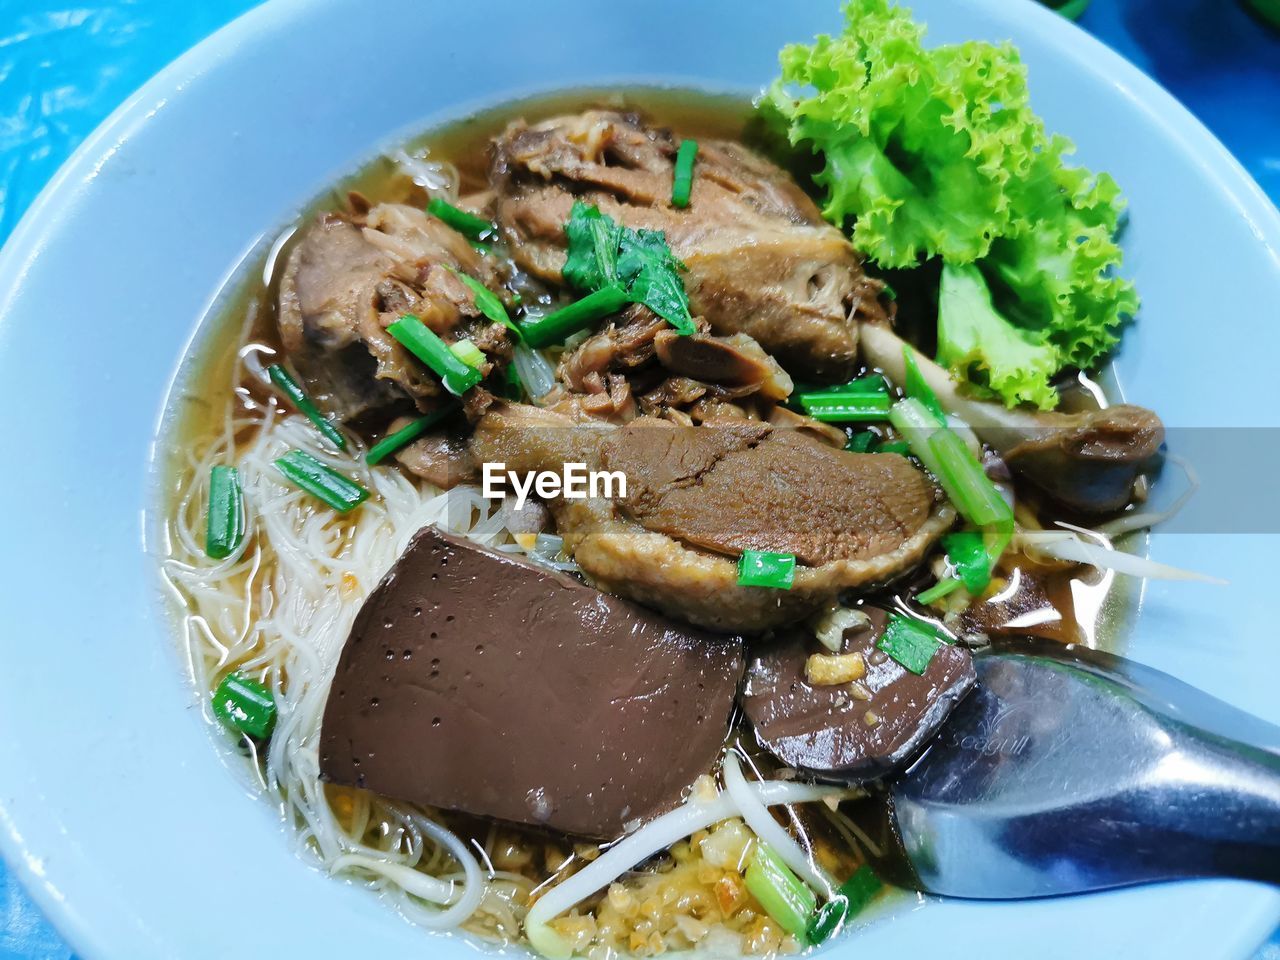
[1173,736,1280,884]
[885,640,1280,898]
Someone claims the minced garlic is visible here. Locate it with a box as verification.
[804,651,866,686]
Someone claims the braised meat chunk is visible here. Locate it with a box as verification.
[490,110,890,380]
[277,203,509,423]
[469,402,953,631]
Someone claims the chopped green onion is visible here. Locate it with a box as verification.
[889,398,1008,522]
[903,347,945,425]
[426,197,495,241]
[267,363,346,450]
[502,362,523,401]
[927,429,1014,531]
[942,530,993,594]
[449,338,486,370]
[671,139,698,208]
[470,240,493,256]
[798,391,891,423]
[387,314,482,395]
[881,282,897,301]
[205,465,244,560]
[519,284,630,348]
[878,615,943,675]
[807,865,882,945]
[737,550,797,589]
[745,841,817,942]
[366,405,456,466]
[845,430,876,453]
[449,268,520,337]
[826,375,888,395]
[846,431,910,456]
[798,376,890,422]
[273,450,370,513]
[887,397,947,474]
[891,396,1014,572]
[916,576,963,605]
[984,524,1014,571]
[212,671,276,739]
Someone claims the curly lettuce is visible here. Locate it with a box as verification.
[767,0,1137,408]
[937,263,1059,409]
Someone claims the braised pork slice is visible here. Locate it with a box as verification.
[490,110,889,380]
[740,608,976,779]
[277,202,508,422]
[469,403,953,631]
[604,421,935,566]
[319,526,744,839]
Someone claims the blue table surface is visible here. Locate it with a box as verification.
[0,1,1277,957]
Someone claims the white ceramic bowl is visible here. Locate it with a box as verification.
[1,0,1279,957]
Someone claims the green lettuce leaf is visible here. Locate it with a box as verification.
[768,0,1138,407]
[937,263,1059,410]
[981,137,1138,369]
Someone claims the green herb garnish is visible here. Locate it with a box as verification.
[212,671,277,740]
[449,337,486,370]
[798,391,891,423]
[941,530,993,594]
[366,406,456,467]
[807,865,882,945]
[671,139,698,208]
[903,346,945,426]
[878,615,944,675]
[737,550,797,589]
[916,576,963,605]
[520,284,630,349]
[845,430,877,453]
[426,197,496,242]
[449,268,520,337]
[557,201,696,340]
[387,314,482,396]
[205,465,244,560]
[267,363,346,450]
[273,450,370,514]
[745,841,816,943]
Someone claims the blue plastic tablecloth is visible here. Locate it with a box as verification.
[0,2,1277,957]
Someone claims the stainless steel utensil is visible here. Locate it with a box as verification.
[866,638,1280,897]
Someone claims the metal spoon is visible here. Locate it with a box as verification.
[863,638,1280,897]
